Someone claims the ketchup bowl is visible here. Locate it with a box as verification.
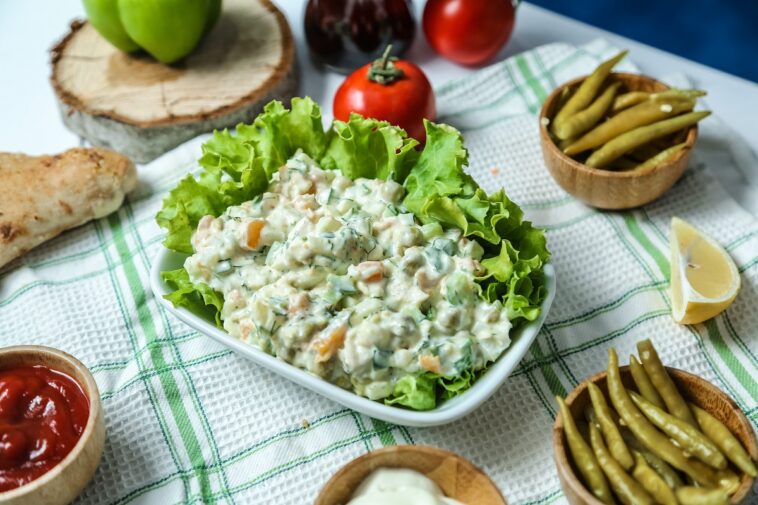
[0,346,104,505]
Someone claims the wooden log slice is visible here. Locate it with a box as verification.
[50,0,296,164]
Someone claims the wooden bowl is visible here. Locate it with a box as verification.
[315,445,507,505]
[539,72,698,209]
[0,346,105,505]
[553,366,757,505]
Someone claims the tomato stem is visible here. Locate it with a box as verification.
[367,45,405,85]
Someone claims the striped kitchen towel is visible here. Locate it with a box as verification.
[0,39,755,504]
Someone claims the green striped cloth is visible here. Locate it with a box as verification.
[1,39,756,504]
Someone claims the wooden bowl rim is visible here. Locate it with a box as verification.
[552,366,757,505]
[0,345,102,501]
[315,444,508,505]
[539,72,698,180]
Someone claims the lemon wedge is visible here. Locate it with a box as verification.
[670,217,740,324]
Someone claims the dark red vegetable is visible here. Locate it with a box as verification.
[304,0,416,73]
[423,0,516,66]
[333,46,436,141]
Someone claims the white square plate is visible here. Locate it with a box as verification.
[150,247,556,427]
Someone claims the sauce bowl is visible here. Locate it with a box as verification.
[0,345,105,505]
[315,445,507,505]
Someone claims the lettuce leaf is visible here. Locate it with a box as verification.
[161,268,224,328]
[385,373,437,411]
[401,120,550,327]
[385,370,484,410]
[157,98,325,315]
[403,121,475,216]
[320,113,420,182]
[235,97,327,177]
[156,98,550,411]
[155,174,227,254]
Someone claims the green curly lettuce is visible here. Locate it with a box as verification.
[384,374,437,411]
[156,97,550,411]
[161,268,225,328]
[320,112,420,182]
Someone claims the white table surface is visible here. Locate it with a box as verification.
[1,0,757,157]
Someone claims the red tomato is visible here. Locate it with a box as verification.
[423,0,516,66]
[333,49,436,142]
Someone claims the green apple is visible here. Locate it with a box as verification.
[117,0,211,64]
[83,0,140,52]
[205,0,222,35]
[83,0,222,64]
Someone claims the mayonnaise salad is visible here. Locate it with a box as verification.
[347,468,464,505]
[185,151,512,401]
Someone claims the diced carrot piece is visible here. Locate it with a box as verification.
[246,220,265,249]
[365,271,383,283]
[316,325,347,362]
[419,355,441,374]
[357,261,384,282]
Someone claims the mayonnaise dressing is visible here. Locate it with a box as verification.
[347,468,465,505]
[185,151,513,400]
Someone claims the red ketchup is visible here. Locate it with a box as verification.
[0,366,89,492]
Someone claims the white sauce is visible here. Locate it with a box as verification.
[185,151,512,400]
[347,468,465,505]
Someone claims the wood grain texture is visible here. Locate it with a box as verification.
[315,445,507,505]
[0,346,105,505]
[539,73,697,210]
[50,0,297,163]
[553,366,757,505]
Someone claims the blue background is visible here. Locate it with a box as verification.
[530,0,758,83]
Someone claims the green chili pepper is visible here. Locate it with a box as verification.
[632,143,689,172]
[552,50,628,134]
[609,156,638,171]
[629,440,683,490]
[557,85,574,109]
[627,137,677,163]
[589,419,655,505]
[556,396,614,504]
[628,141,668,162]
[564,98,695,156]
[545,87,573,136]
[606,348,717,487]
[588,382,634,469]
[557,136,578,151]
[689,458,736,492]
[714,468,741,495]
[614,86,703,115]
[554,82,622,140]
[675,486,729,505]
[621,429,684,489]
[690,403,758,478]
[651,89,707,101]
[636,339,698,427]
[586,111,709,168]
[629,391,727,470]
[612,91,650,113]
[629,355,666,409]
[632,452,678,505]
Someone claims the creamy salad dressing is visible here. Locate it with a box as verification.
[347,468,465,505]
[185,151,512,400]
